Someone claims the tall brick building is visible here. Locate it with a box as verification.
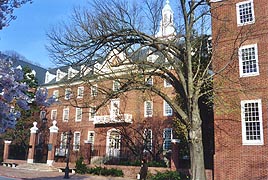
[211,0,268,179]
[41,0,177,165]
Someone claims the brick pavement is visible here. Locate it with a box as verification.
[0,166,135,180]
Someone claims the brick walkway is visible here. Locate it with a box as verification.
[0,166,135,180]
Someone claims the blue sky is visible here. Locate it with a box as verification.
[0,0,88,69]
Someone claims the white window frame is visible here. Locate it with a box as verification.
[113,80,120,91]
[73,131,81,151]
[91,84,98,97]
[53,90,59,101]
[144,129,153,151]
[65,88,72,100]
[89,106,96,121]
[77,86,84,98]
[63,107,69,122]
[241,99,263,145]
[164,79,172,87]
[110,99,120,118]
[146,77,153,86]
[87,131,95,150]
[236,0,255,26]
[163,101,173,116]
[238,44,259,77]
[51,109,57,121]
[75,108,82,122]
[163,128,173,151]
[144,101,153,117]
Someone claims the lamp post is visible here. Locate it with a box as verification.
[64,130,72,179]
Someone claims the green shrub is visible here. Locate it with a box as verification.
[88,166,124,177]
[75,157,88,174]
[149,171,190,180]
[148,160,167,167]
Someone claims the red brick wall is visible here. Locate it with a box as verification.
[212,0,268,179]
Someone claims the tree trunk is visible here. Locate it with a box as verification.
[189,104,206,180]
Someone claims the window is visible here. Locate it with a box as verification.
[51,109,57,121]
[87,131,95,150]
[53,90,59,101]
[163,128,173,150]
[146,77,153,86]
[164,101,173,116]
[65,88,72,100]
[239,44,259,77]
[89,106,96,121]
[113,80,120,91]
[63,107,69,122]
[164,79,172,87]
[144,101,153,117]
[144,129,152,151]
[91,85,98,97]
[55,132,68,156]
[73,132,81,151]
[241,99,263,145]
[236,0,255,26]
[75,108,82,122]
[110,99,120,118]
[77,86,84,98]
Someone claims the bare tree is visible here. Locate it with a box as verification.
[47,0,213,179]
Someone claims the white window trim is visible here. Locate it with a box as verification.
[163,128,173,150]
[89,106,96,121]
[144,101,153,117]
[77,86,84,98]
[91,84,98,97]
[144,129,153,151]
[163,100,173,116]
[65,88,72,100]
[62,107,69,122]
[241,99,264,145]
[53,90,59,101]
[86,131,95,150]
[236,0,255,26]
[238,44,259,77]
[51,109,57,121]
[75,108,82,122]
[164,79,172,87]
[73,131,81,151]
[113,80,120,91]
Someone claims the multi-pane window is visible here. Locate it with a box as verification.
[89,107,96,121]
[75,108,82,122]
[51,109,57,121]
[236,0,255,26]
[144,101,153,117]
[146,77,153,86]
[87,131,95,150]
[91,85,98,97]
[163,128,173,150]
[73,131,81,151]
[164,101,173,116]
[55,132,68,156]
[113,80,120,91]
[77,86,84,98]
[241,99,263,145]
[239,44,259,77]
[53,90,59,101]
[65,88,72,100]
[110,99,120,118]
[164,79,172,87]
[144,129,152,151]
[63,107,69,122]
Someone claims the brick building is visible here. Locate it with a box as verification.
[41,0,178,166]
[211,0,268,179]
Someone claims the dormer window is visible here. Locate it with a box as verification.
[68,67,78,79]
[56,69,67,82]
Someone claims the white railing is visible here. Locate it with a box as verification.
[93,114,132,124]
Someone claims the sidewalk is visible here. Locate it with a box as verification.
[0,166,135,180]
